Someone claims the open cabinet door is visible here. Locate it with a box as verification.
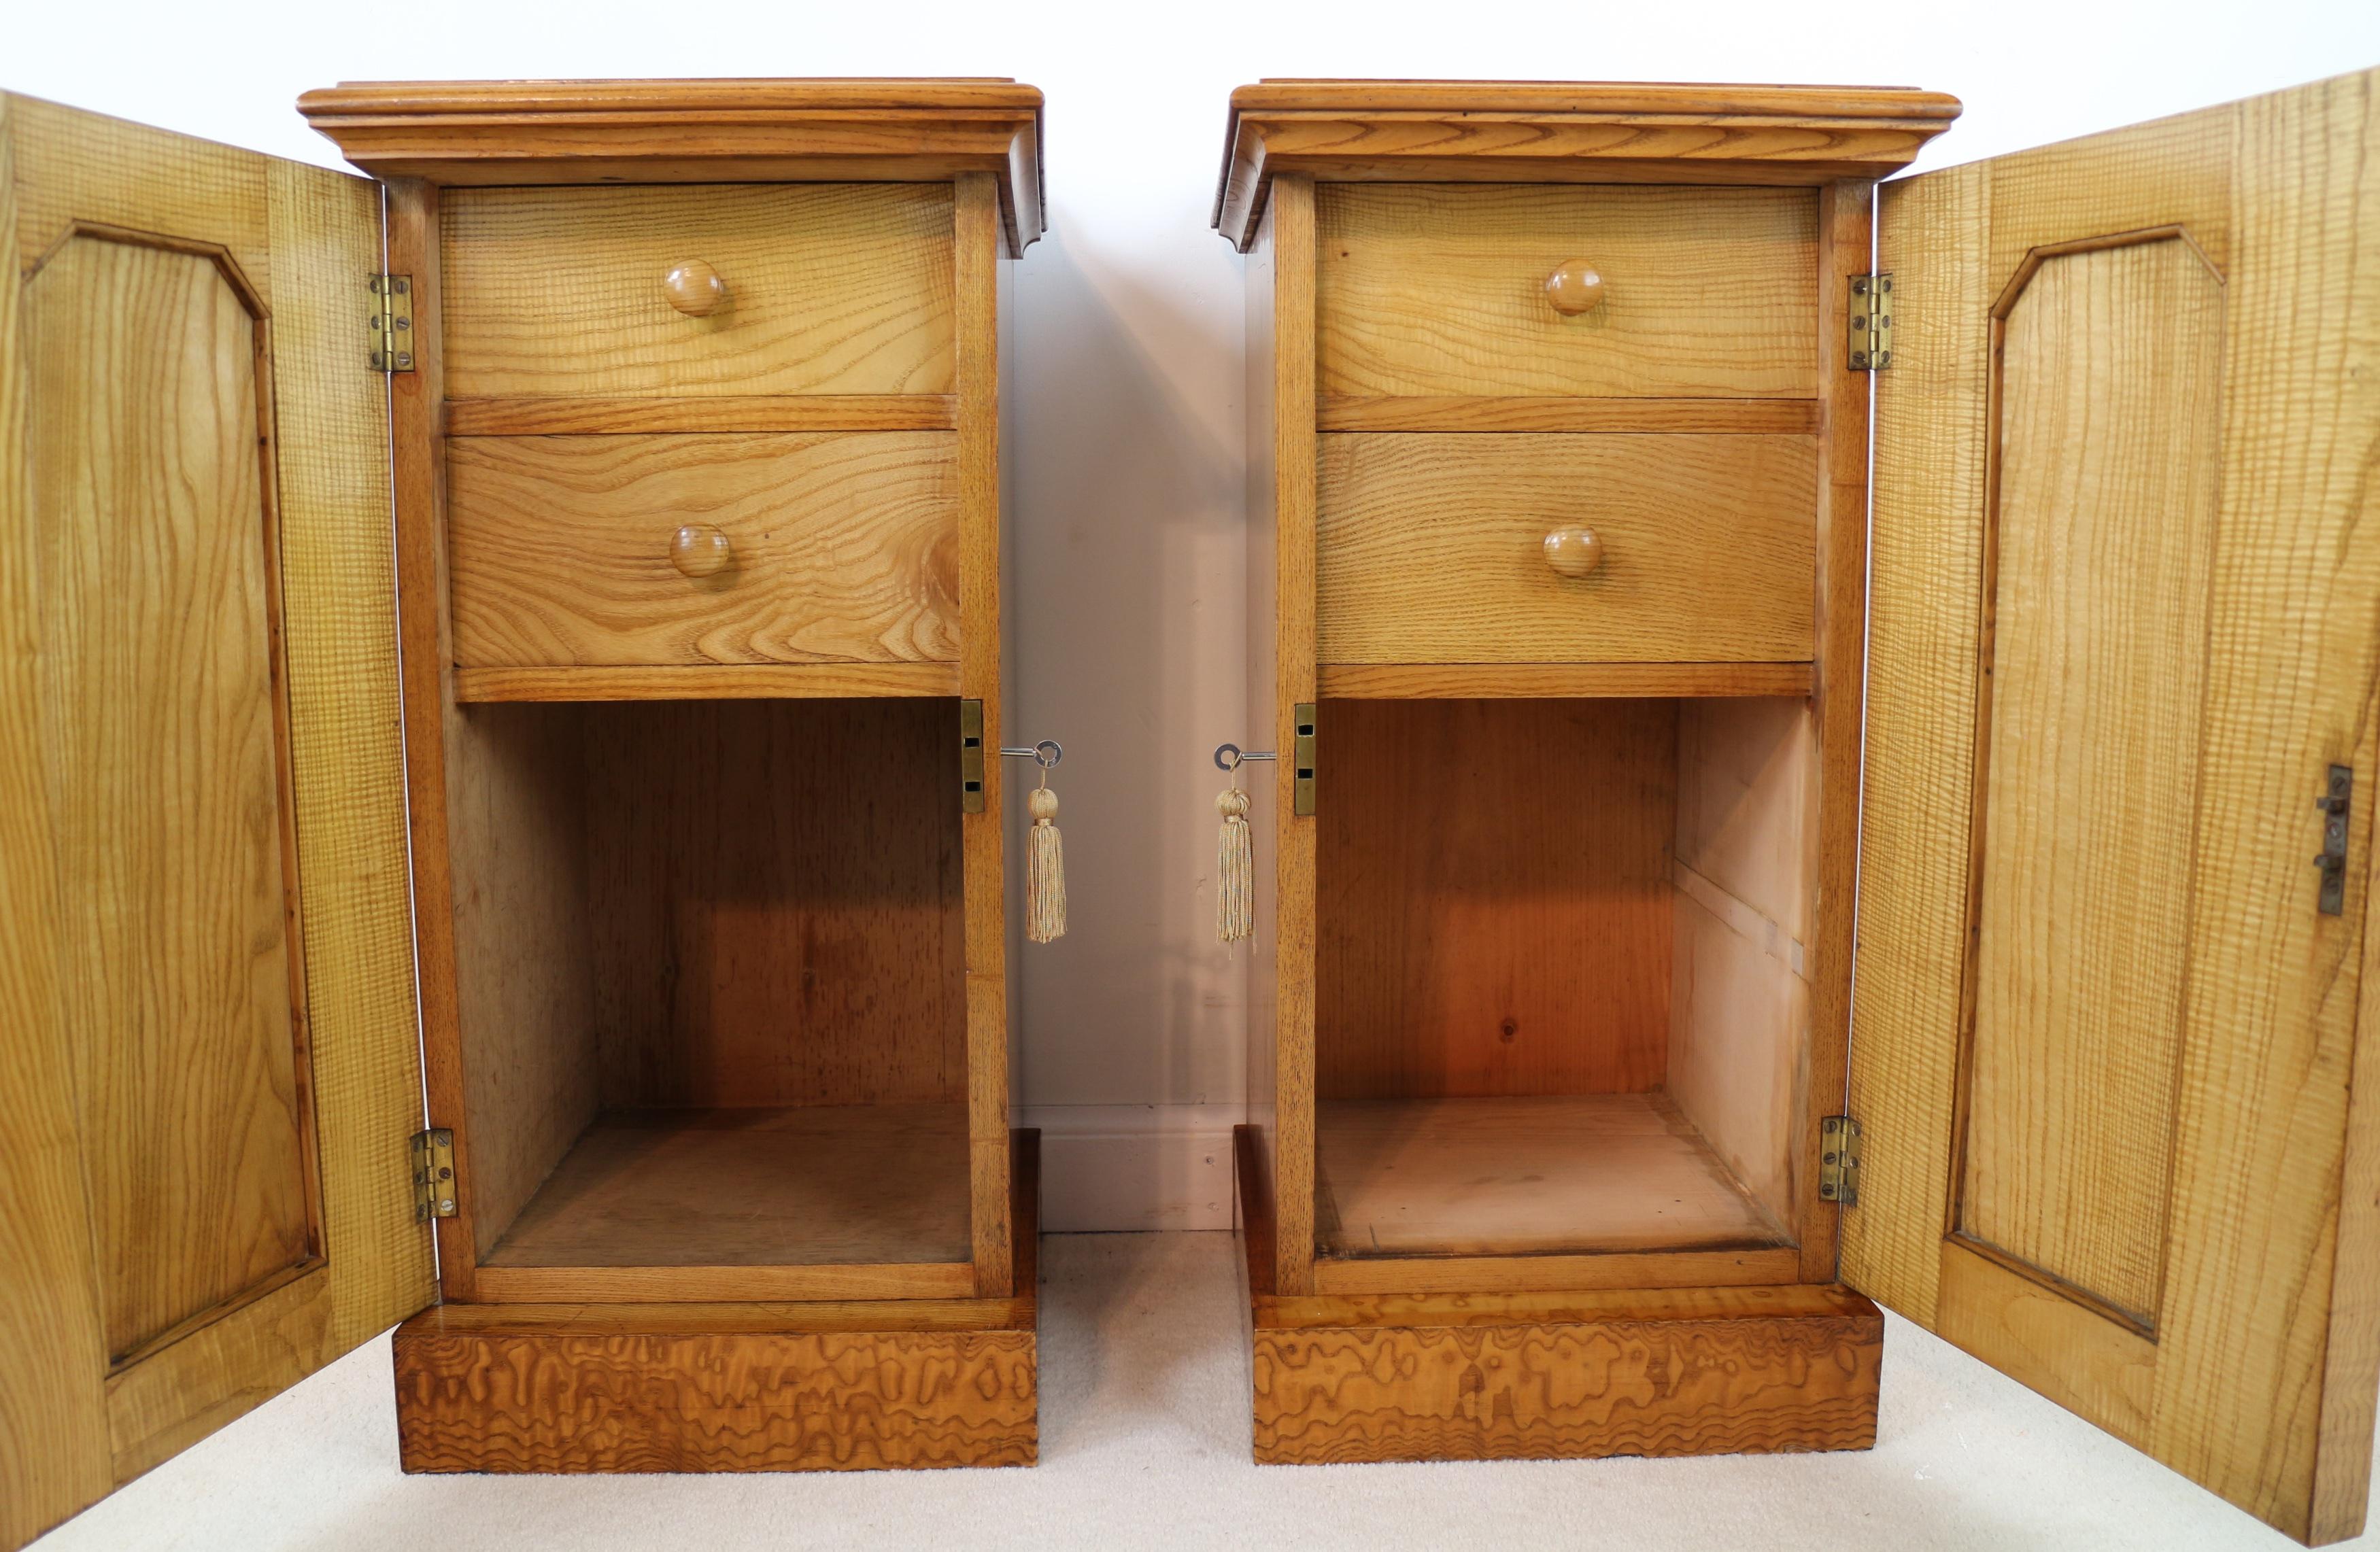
[0,95,431,1549]
[1846,67,2380,1545]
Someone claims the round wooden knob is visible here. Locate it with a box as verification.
[670,524,734,579]
[1544,260,1605,317]
[662,259,726,317]
[1543,527,1604,579]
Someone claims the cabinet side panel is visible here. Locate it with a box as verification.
[955,173,1010,1297]
[1244,196,1280,1189]
[1842,160,1990,1325]
[0,93,114,1552]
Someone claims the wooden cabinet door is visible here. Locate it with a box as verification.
[0,95,430,1549]
[1846,67,2380,1546]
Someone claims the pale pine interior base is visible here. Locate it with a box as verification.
[1323,1090,1790,1256]
[1314,1094,1792,1258]
[481,1102,971,1269]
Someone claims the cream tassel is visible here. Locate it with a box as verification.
[1025,782,1066,943]
[1217,787,1253,943]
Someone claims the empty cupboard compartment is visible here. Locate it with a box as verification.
[445,695,972,1298]
[1314,695,1817,1263]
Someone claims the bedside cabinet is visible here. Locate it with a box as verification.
[1221,73,2380,1546]
[0,78,1044,1547]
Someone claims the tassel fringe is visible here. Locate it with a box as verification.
[1026,785,1066,943]
[1217,788,1253,943]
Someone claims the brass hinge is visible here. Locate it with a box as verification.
[959,699,987,813]
[369,274,415,373]
[410,1128,456,1220]
[1292,702,1317,816]
[1848,273,1893,371]
[1819,1116,1863,1207]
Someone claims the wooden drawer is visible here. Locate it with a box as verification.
[1315,185,1817,400]
[1316,433,1815,665]
[445,432,959,669]
[441,184,955,399]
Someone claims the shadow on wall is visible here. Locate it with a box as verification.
[1007,211,1248,1126]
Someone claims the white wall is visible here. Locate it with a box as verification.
[16,0,2375,1229]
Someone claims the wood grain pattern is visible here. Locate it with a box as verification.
[1934,1237,2155,1448]
[1315,1094,1789,1258]
[1670,696,1819,1235]
[1317,396,1819,434]
[1316,185,1818,399]
[1959,232,2224,1330]
[1311,1247,1803,1296]
[1242,1128,1877,1465]
[1214,80,1960,250]
[442,701,600,1258]
[583,698,965,1111]
[385,176,490,1298]
[1254,1307,1879,1466]
[1316,433,1816,665]
[445,430,959,670]
[1263,178,1321,1296]
[441,182,955,399]
[396,1129,1038,1472]
[260,150,437,1359]
[1319,661,1812,699]
[0,94,116,1551]
[1798,179,1871,1286]
[1317,697,1676,1099]
[471,1262,976,1304]
[27,227,316,1365]
[101,1269,330,1481]
[1840,157,1988,1334]
[2316,755,2380,1534]
[1852,69,2380,1545]
[299,79,1047,254]
[447,394,957,435]
[2148,74,2380,1547]
[455,661,958,702]
[397,1324,1032,1471]
[8,94,270,290]
[478,1109,971,1275]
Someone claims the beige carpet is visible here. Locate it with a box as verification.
[31,1233,2375,1551]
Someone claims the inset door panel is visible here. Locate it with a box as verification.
[27,226,316,1367]
[1956,229,2227,1335]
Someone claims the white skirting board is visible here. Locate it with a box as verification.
[1019,1104,1241,1231]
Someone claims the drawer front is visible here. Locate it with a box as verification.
[1316,433,1815,664]
[447,432,959,668]
[442,184,954,399]
[1316,185,1818,400]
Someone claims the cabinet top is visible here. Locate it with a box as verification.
[1212,78,1960,251]
[299,77,1047,254]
